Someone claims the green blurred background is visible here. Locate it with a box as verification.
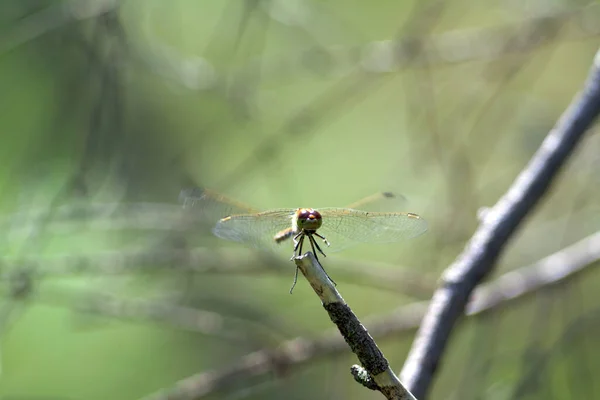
[1,0,600,399]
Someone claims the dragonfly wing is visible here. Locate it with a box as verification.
[179,187,260,231]
[343,191,408,211]
[213,209,296,250]
[317,208,428,253]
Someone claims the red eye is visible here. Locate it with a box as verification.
[297,208,313,220]
[294,208,322,230]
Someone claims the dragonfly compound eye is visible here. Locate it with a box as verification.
[296,208,322,231]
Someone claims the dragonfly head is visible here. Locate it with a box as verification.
[295,208,322,232]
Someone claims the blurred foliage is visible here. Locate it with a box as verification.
[0,0,600,399]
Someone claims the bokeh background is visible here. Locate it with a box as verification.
[1,1,600,399]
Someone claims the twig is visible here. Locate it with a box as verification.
[137,230,600,400]
[293,252,416,399]
[0,0,121,55]
[74,291,280,342]
[509,305,600,398]
[400,48,600,398]
[466,230,600,315]
[1,247,436,298]
[139,252,416,400]
[0,202,194,239]
[229,5,600,84]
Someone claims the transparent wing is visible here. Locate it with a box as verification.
[180,188,296,251]
[180,188,427,255]
[212,209,297,249]
[179,187,261,231]
[343,191,407,211]
[317,208,428,253]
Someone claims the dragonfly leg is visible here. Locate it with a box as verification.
[298,234,305,256]
[292,232,302,250]
[291,234,305,261]
[308,235,337,287]
[313,232,330,247]
[289,266,299,294]
[290,234,305,292]
[310,235,327,259]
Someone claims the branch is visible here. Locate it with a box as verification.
[1,247,436,298]
[0,0,121,55]
[137,230,600,400]
[400,48,600,398]
[139,252,416,400]
[466,230,600,315]
[293,252,416,400]
[233,5,600,82]
[74,291,279,343]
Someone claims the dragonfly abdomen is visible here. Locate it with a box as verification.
[274,227,295,243]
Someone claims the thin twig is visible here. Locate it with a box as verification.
[137,230,600,400]
[293,252,416,399]
[0,0,121,55]
[139,252,417,400]
[400,48,600,398]
[228,4,600,84]
[74,292,281,342]
[509,305,600,398]
[466,230,600,315]
[1,248,436,298]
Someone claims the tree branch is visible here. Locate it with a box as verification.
[1,247,436,298]
[400,48,600,398]
[231,4,600,82]
[294,252,416,400]
[137,230,600,400]
[0,0,121,55]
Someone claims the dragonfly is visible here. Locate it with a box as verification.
[180,188,428,292]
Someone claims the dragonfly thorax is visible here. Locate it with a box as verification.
[293,208,322,232]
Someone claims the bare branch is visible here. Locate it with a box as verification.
[467,230,600,315]
[1,247,436,298]
[293,252,416,400]
[139,252,416,400]
[137,230,600,400]
[75,292,277,342]
[0,0,121,55]
[400,48,600,398]
[228,4,600,83]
